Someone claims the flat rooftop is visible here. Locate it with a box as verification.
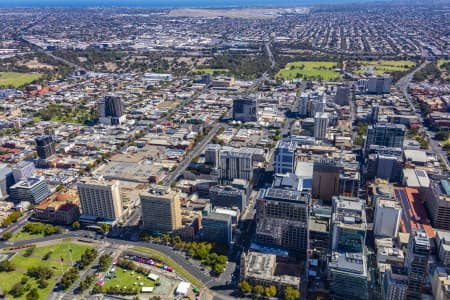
[394,187,435,238]
[329,251,367,276]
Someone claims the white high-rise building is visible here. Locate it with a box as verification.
[314,112,329,140]
[78,178,123,220]
[374,197,402,238]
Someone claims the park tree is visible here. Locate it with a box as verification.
[213,263,225,275]
[216,255,227,265]
[435,131,450,141]
[238,280,252,294]
[253,285,265,296]
[9,283,26,297]
[72,221,80,230]
[26,288,39,300]
[0,260,15,272]
[284,286,300,300]
[265,285,277,297]
[99,223,110,235]
[2,232,12,240]
[98,254,113,272]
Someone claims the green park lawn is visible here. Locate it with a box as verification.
[276,61,341,81]
[0,242,93,300]
[102,266,156,291]
[438,59,450,79]
[354,60,416,75]
[10,231,45,242]
[0,72,42,88]
[195,68,230,75]
[132,246,202,288]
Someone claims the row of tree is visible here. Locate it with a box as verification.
[23,222,60,236]
[238,281,300,300]
[78,248,98,270]
[1,211,22,228]
[92,283,139,296]
[140,232,228,275]
[116,258,154,278]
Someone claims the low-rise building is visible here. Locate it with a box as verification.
[34,189,80,225]
[240,251,300,291]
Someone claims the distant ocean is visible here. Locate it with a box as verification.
[0,0,386,8]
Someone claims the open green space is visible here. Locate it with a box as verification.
[438,59,450,78]
[10,231,45,242]
[276,61,341,81]
[0,242,93,300]
[103,266,156,290]
[0,72,42,88]
[195,68,229,75]
[132,246,202,288]
[438,59,450,68]
[354,60,416,75]
[33,103,96,124]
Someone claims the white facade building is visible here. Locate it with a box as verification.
[314,112,329,140]
[374,197,402,238]
[77,178,123,220]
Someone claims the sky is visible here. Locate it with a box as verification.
[0,0,385,8]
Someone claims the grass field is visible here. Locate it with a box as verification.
[10,231,45,242]
[103,266,156,290]
[195,68,229,75]
[132,246,202,288]
[276,61,340,81]
[0,242,93,300]
[438,59,450,78]
[0,72,42,88]
[354,60,416,75]
[157,100,182,109]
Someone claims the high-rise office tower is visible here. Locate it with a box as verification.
[329,252,369,300]
[35,135,55,159]
[424,179,450,231]
[364,124,405,154]
[219,149,253,183]
[406,229,430,299]
[309,92,326,117]
[232,97,257,122]
[314,112,329,140]
[312,159,343,202]
[140,186,182,234]
[298,93,309,116]
[201,212,232,244]
[204,144,221,168]
[12,161,36,183]
[331,196,367,252]
[78,178,123,220]
[0,165,14,199]
[273,140,297,174]
[255,188,310,258]
[367,75,392,94]
[209,185,247,211]
[335,86,350,106]
[98,95,126,125]
[373,197,402,238]
[371,103,379,125]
